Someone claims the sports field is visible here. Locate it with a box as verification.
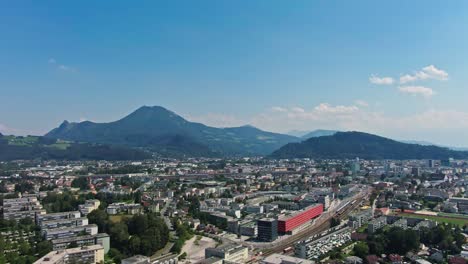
[395,212,468,227]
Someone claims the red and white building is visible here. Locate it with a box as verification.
[277,204,323,234]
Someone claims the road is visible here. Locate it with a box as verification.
[160,199,174,230]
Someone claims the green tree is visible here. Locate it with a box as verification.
[353,242,369,259]
[71,177,88,190]
[87,209,109,233]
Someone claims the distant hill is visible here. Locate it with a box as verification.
[270,131,468,160]
[46,106,300,157]
[287,130,311,137]
[300,129,339,139]
[287,129,339,139]
[0,134,151,161]
[400,140,468,151]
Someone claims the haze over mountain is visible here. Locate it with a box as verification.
[287,129,339,139]
[299,129,339,139]
[46,106,300,157]
[271,131,468,160]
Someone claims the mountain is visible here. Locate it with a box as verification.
[300,129,338,139]
[400,140,468,151]
[400,140,436,146]
[0,135,151,161]
[270,131,468,160]
[287,129,339,138]
[287,130,311,137]
[46,106,300,157]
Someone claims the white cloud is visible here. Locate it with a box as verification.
[422,65,449,80]
[400,65,448,83]
[369,75,394,85]
[48,58,76,72]
[314,103,359,114]
[355,100,369,107]
[271,106,288,112]
[58,65,76,72]
[399,86,435,98]
[186,113,246,128]
[291,107,305,113]
[181,103,468,146]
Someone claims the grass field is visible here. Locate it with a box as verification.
[109,214,131,223]
[4,135,72,150]
[5,135,39,146]
[395,212,468,227]
[44,142,71,150]
[438,212,468,219]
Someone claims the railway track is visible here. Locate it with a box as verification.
[258,194,366,258]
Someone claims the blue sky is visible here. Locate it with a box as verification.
[1,1,468,146]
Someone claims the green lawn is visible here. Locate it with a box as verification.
[5,135,39,146]
[396,212,468,227]
[438,212,468,219]
[109,214,131,223]
[43,142,71,150]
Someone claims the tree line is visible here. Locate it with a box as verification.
[87,209,169,263]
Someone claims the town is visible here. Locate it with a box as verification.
[3,1,468,264]
[1,157,467,264]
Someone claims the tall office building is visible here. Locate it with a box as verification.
[257,218,278,242]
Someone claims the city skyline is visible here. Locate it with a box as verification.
[2,1,468,147]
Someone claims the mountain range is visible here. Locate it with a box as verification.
[0,105,458,160]
[0,134,151,161]
[46,106,300,157]
[270,131,468,160]
[287,129,338,139]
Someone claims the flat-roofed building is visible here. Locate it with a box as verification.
[79,200,101,216]
[40,217,89,230]
[34,245,104,264]
[368,216,387,234]
[205,244,248,263]
[257,218,278,242]
[152,253,179,264]
[36,211,81,225]
[43,224,98,240]
[262,253,314,264]
[2,197,45,221]
[106,203,142,215]
[278,204,323,234]
[51,233,110,253]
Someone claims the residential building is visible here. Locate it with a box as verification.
[2,197,45,221]
[79,200,100,216]
[34,245,104,264]
[51,233,110,253]
[43,224,98,240]
[36,211,81,225]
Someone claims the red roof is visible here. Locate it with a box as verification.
[366,255,380,264]
[449,257,467,264]
[388,254,402,262]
